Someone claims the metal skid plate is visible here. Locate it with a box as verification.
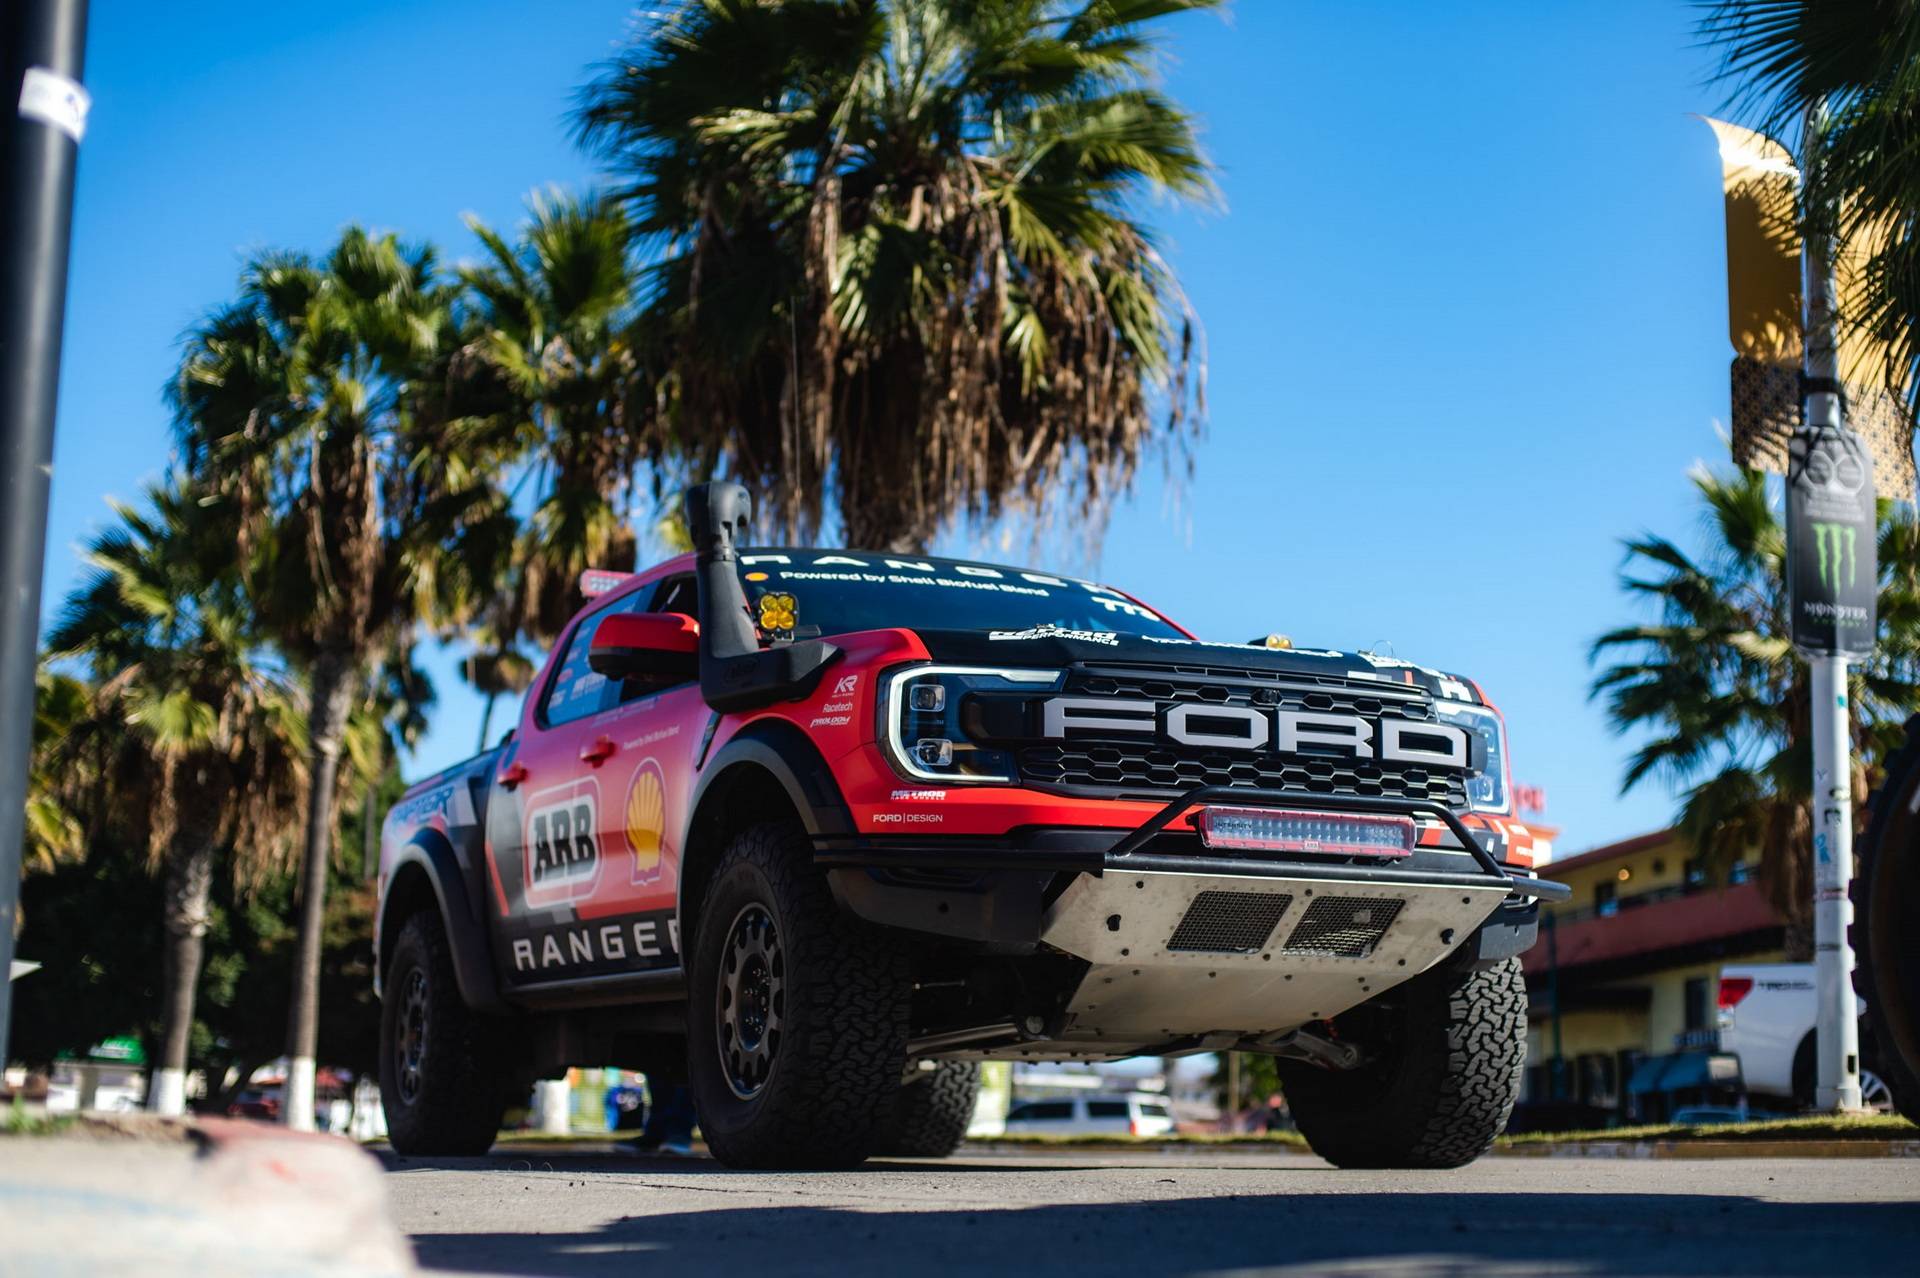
[1036,867,1509,1045]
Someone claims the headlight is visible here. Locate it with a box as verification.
[1437,702,1510,813]
[881,665,1062,784]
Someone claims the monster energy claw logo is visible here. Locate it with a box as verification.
[1812,521,1860,592]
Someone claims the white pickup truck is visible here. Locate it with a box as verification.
[1716,963,1891,1110]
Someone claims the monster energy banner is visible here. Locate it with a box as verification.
[1787,426,1877,656]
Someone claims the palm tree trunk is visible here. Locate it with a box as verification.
[477,691,498,753]
[150,835,215,1116]
[361,779,380,882]
[283,652,358,1131]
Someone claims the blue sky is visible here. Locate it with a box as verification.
[49,0,1742,856]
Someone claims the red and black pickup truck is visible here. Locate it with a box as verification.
[375,483,1566,1169]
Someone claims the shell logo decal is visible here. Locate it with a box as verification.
[624,759,667,885]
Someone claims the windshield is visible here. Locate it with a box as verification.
[733,550,1186,640]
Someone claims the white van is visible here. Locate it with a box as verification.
[1001,1092,1176,1137]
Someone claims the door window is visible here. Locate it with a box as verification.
[610,575,701,706]
[540,593,646,726]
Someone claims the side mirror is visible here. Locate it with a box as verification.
[589,612,700,684]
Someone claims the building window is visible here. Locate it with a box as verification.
[1683,858,1707,890]
[1728,861,1752,885]
[1685,976,1710,1032]
[1594,880,1617,917]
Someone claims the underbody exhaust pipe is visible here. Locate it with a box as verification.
[683,482,840,713]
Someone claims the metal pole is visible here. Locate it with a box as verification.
[1809,654,1862,1110]
[0,0,90,1072]
[1801,105,1864,1113]
[1546,909,1564,1100]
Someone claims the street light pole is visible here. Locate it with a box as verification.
[1799,157,1865,1113]
[0,0,90,1071]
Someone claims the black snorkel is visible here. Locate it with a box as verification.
[684,481,840,713]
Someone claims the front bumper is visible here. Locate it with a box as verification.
[820,787,1564,1055]
[819,786,1567,900]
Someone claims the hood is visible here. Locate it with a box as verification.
[908,627,1485,706]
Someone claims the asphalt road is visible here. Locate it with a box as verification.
[383,1145,1920,1278]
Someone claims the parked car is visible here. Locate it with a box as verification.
[1670,1105,1751,1127]
[225,1087,281,1121]
[1716,963,1891,1110]
[1001,1092,1176,1137]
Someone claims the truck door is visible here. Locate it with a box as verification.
[485,581,706,991]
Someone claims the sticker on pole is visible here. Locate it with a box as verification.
[18,67,90,143]
[1788,426,1877,657]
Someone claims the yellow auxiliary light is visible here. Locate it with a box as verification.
[757,592,798,632]
[1264,634,1293,650]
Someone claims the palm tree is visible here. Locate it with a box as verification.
[455,191,645,736]
[22,669,87,877]
[462,191,649,635]
[347,643,440,876]
[172,228,506,1128]
[1590,467,1920,943]
[46,480,308,1115]
[1701,1,1920,407]
[575,0,1217,551]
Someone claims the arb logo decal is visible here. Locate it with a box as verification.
[625,759,667,885]
[524,780,603,906]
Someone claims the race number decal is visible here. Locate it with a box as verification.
[523,780,603,907]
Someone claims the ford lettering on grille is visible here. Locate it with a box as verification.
[1038,695,1470,767]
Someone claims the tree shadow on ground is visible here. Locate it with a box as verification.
[402,1183,1920,1278]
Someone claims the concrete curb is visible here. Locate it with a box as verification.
[1496,1138,1920,1159]
[956,1137,1920,1160]
[0,1116,416,1276]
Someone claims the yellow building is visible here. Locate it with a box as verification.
[1518,830,1787,1124]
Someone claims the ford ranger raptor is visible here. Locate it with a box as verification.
[375,483,1567,1169]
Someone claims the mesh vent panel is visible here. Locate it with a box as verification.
[1282,896,1405,958]
[1166,891,1293,954]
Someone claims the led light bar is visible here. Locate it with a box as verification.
[1195,806,1416,859]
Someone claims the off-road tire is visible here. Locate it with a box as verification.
[874,1061,980,1158]
[1854,714,1920,1124]
[1279,957,1526,1169]
[380,911,513,1156]
[687,822,911,1169]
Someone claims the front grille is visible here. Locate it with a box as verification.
[1166,891,1294,953]
[1012,665,1472,810]
[1018,743,1468,808]
[1282,896,1405,958]
[1074,665,1436,721]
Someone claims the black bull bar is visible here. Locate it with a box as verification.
[816,784,1573,903]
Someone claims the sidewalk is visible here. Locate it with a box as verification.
[0,1114,416,1277]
